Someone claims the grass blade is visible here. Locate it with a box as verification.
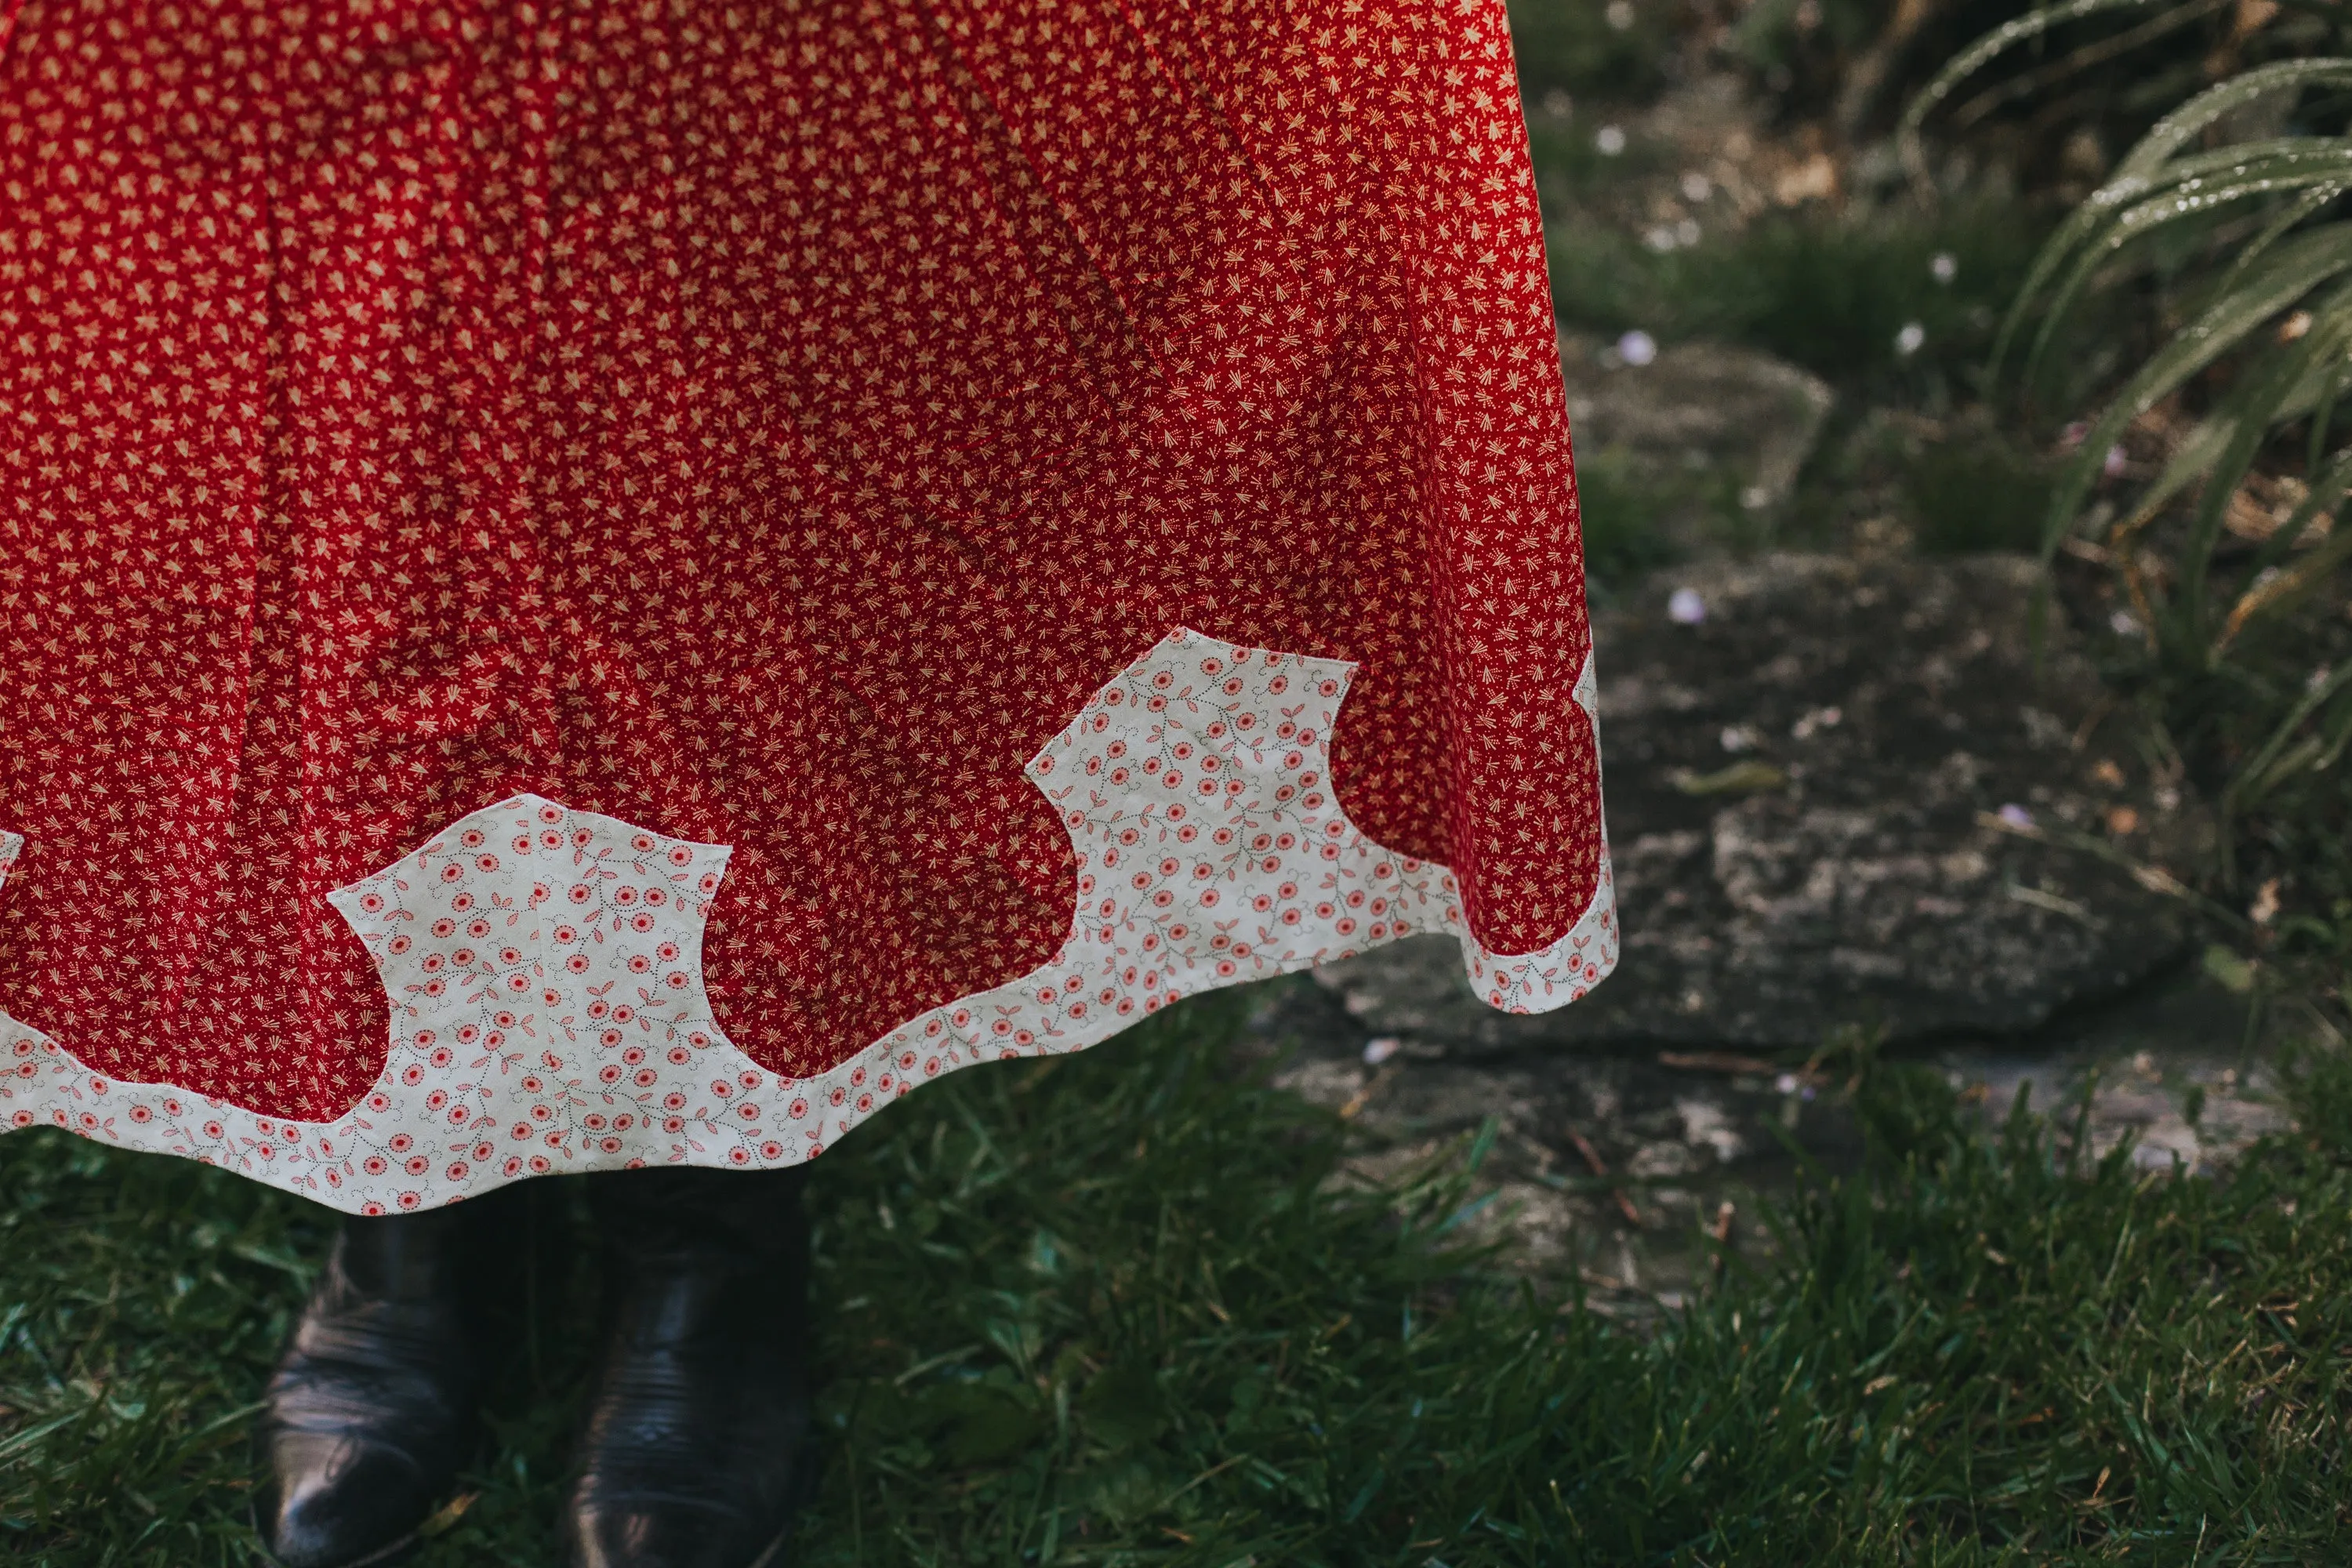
[2044,226,2352,558]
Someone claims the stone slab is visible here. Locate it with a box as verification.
[1316,553,2203,1055]
[1563,334,1834,535]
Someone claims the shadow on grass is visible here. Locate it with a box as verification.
[5,993,2350,1564]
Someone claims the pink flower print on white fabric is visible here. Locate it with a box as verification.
[0,630,1613,1210]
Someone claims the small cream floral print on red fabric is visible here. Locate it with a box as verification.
[0,632,1613,1210]
[1,0,1602,1120]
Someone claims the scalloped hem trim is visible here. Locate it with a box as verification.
[0,628,1613,1213]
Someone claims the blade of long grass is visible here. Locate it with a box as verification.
[1991,60,2352,376]
[1998,196,2143,381]
[2021,149,2352,385]
[2217,522,2352,656]
[2272,362,2352,437]
[2042,226,2352,557]
[1944,0,2232,136]
[2307,691,2352,779]
[2181,297,2352,644]
[2114,150,2352,237]
[2114,417,2237,554]
[2216,179,2352,302]
[2212,410,2352,659]
[1900,0,2172,184]
[0,1405,89,1465]
[2245,433,2352,581]
[2314,354,2346,476]
[2114,60,2352,187]
[2223,662,2352,830]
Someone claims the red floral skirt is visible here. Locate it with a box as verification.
[0,0,1612,1211]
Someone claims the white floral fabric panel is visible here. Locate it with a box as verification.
[0,629,1615,1210]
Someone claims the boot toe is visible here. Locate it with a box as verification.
[256,1434,434,1568]
[249,1199,518,1568]
[567,1489,792,1568]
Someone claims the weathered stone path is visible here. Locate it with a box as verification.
[1253,553,2282,1308]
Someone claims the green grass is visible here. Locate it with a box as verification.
[1571,446,1711,589]
[1545,197,2052,393]
[1900,426,2055,555]
[12,23,2352,1568]
[1798,413,2061,557]
[6,993,2352,1564]
[1523,114,1673,206]
[1507,0,1670,105]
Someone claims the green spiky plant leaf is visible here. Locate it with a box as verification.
[1924,16,2352,895]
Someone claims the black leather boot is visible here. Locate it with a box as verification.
[564,1164,816,1568]
[253,1190,520,1568]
